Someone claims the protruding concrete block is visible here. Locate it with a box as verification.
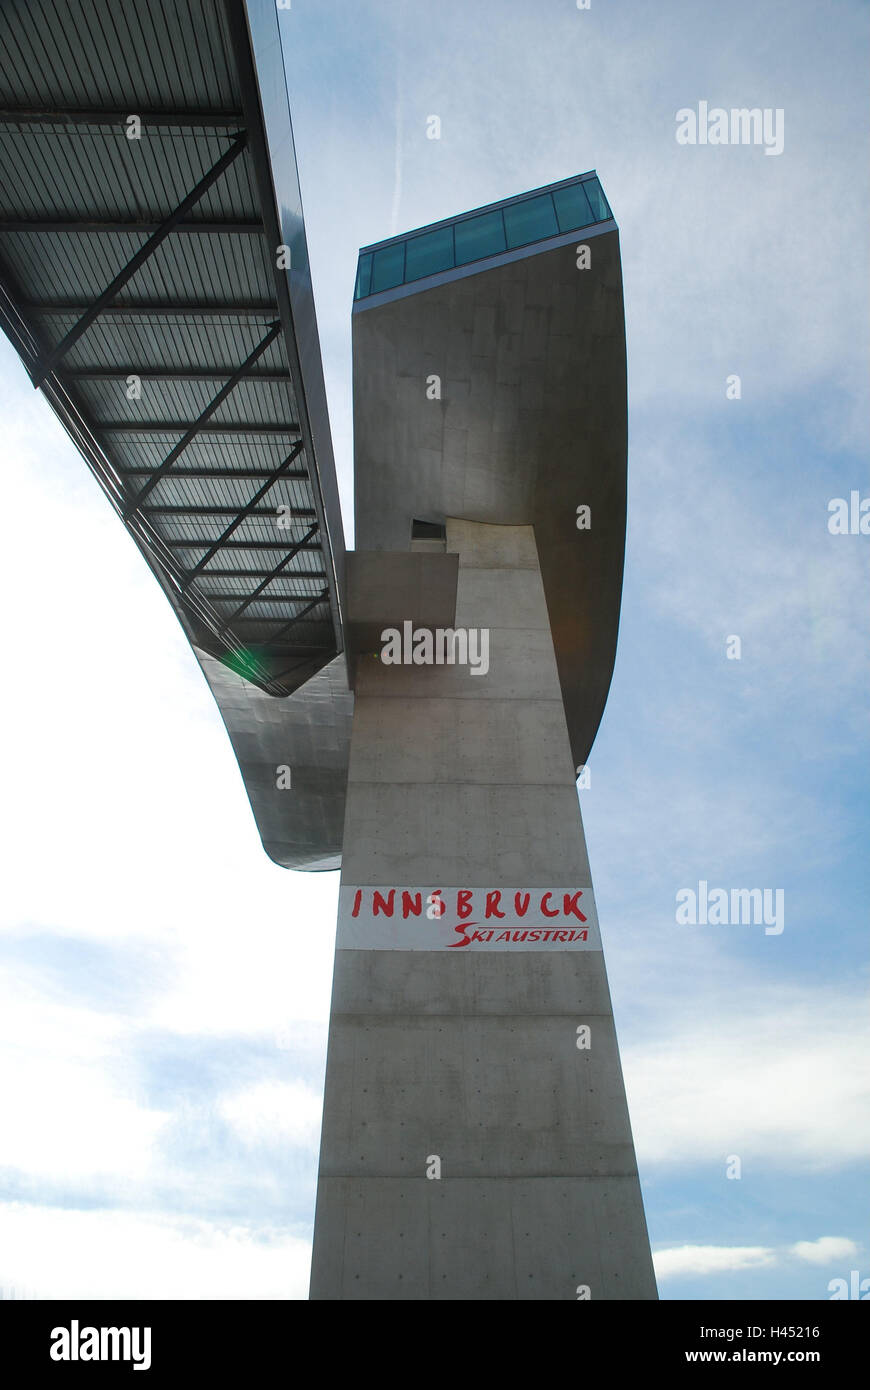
[344,550,459,685]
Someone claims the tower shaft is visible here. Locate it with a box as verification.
[310,521,656,1299]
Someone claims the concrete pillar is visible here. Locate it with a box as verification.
[309,520,657,1300]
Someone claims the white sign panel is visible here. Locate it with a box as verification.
[337,886,602,951]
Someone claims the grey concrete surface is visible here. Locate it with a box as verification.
[312,1174,651,1301]
[351,230,627,772]
[310,523,656,1299]
[345,550,459,682]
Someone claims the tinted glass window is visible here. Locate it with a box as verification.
[553,182,595,232]
[371,242,405,293]
[503,194,558,249]
[582,178,611,222]
[454,210,506,266]
[354,253,372,299]
[405,225,454,282]
[358,178,611,299]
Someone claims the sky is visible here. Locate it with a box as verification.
[0,0,868,1301]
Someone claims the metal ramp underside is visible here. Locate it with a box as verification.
[0,0,344,699]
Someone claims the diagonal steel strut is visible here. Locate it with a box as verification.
[181,440,306,587]
[124,320,283,515]
[218,523,320,631]
[33,131,249,385]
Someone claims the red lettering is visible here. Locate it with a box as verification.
[514,892,531,917]
[351,889,362,918]
[485,891,505,919]
[511,931,528,942]
[540,892,558,918]
[457,889,474,919]
[448,922,475,948]
[401,891,422,919]
[563,891,587,922]
[494,930,511,941]
[372,889,395,917]
[554,929,570,942]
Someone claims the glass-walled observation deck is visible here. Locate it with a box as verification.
[354,171,612,302]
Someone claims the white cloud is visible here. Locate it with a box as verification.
[655,1235,863,1281]
[790,1236,859,1266]
[623,986,870,1171]
[0,1202,310,1300]
[0,980,168,1183]
[219,1080,322,1151]
[655,1244,776,1279]
[0,1059,167,1183]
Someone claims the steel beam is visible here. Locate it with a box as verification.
[143,505,314,519]
[265,590,331,646]
[70,370,292,383]
[181,441,307,585]
[219,522,320,629]
[117,466,306,480]
[188,568,322,580]
[192,592,326,606]
[33,133,249,383]
[0,220,263,234]
[25,301,277,318]
[102,420,297,436]
[0,107,245,128]
[125,321,284,512]
[164,539,323,556]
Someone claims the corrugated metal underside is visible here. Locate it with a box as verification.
[0,0,340,696]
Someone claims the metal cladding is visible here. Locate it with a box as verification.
[0,0,349,869]
[200,649,352,872]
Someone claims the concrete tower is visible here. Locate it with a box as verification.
[310,176,657,1300]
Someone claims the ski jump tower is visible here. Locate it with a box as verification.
[0,0,656,1301]
[309,176,657,1300]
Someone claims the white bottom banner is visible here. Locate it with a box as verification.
[337,885,602,951]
